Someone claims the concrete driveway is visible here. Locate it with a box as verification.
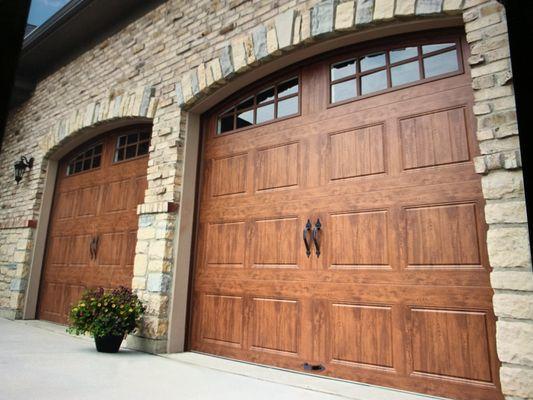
[0,318,441,400]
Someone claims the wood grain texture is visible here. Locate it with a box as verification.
[190,32,502,400]
[37,126,150,324]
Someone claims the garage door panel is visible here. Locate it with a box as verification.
[77,185,100,217]
[205,221,246,267]
[250,297,300,356]
[210,153,248,197]
[97,231,125,267]
[329,303,394,369]
[405,202,482,268]
[101,179,130,213]
[255,142,300,192]
[329,124,386,181]
[69,234,91,266]
[410,308,493,383]
[327,210,391,269]
[252,216,301,268]
[200,293,244,348]
[54,189,78,220]
[400,107,470,170]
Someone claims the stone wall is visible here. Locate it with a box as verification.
[0,226,34,319]
[1,0,532,398]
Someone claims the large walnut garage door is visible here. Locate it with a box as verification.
[37,125,150,324]
[190,30,502,400]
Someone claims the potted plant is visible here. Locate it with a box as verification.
[67,286,145,353]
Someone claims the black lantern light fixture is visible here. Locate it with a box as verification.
[14,156,34,184]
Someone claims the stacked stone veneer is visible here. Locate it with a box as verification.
[1,0,531,397]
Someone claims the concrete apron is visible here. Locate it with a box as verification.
[0,318,446,400]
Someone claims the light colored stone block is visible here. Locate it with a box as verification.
[491,271,533,291]
[231,38,248,73]
[395,0,416,16]
[499,365,533,399]
[443,0,463,13]
[487,226,531,268]
[146,273,171,293]
[206,58,223,86]
[373,0,395,20]
[335,1,355,30]
[275,10,295,49]
[485,200,527,224]
[494,293,533,320]
[482,170,524,200]
[266,26,279,55]
[196,63,207,92]
[252,25,268,60]
[415,0,443,14]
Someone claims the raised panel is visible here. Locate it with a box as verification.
[55,190,77,220]
[69,235,91,266]
[77,186,100,217]
[206,221,246,267]
[251,298,299,355]
[211,154,247,197]
[49,236,70,265]
[329,124,385,180]
[40,282,63,317]
[330,303,393,368]
[98,232,124,266]
[256,142,299,191]
[411,308,492,382]
[125,230,138,267]
[102,179,129,213]
[406,203,481,267]
[202,294,243,347]
[329,210,389,268]
[253,217,299,268]
[400,107,469,170]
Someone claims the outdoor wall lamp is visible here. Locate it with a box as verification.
[14,156,34,184]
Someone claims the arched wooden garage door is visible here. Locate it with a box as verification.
[37,125,150,324]
[190,30,502,400]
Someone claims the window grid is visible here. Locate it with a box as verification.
[66,143,103,176]
[217,76,300,135]
[114,131,150,163]
[330,40,460,104]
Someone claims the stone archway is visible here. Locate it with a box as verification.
[167,2,531,398]
[23,83,158,322]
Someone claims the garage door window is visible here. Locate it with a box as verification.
[217,76,300,135]
[330,39,461,104]
[66,143,103,175]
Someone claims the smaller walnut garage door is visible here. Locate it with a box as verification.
[37,125,150,324]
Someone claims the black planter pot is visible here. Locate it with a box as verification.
[94,334,124,353]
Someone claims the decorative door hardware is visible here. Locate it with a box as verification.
[89,235,99,260]
[303,219,312,257]
[312,218,321,257]
[303,362,325,372]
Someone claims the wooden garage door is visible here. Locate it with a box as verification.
[190,30,503,400]
[37,125,150,324]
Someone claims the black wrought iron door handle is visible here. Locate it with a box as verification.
[312,218,321,257]
[89,236,99,260]
[303,219,312,257]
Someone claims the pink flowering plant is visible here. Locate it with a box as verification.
[67,286,145,338]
